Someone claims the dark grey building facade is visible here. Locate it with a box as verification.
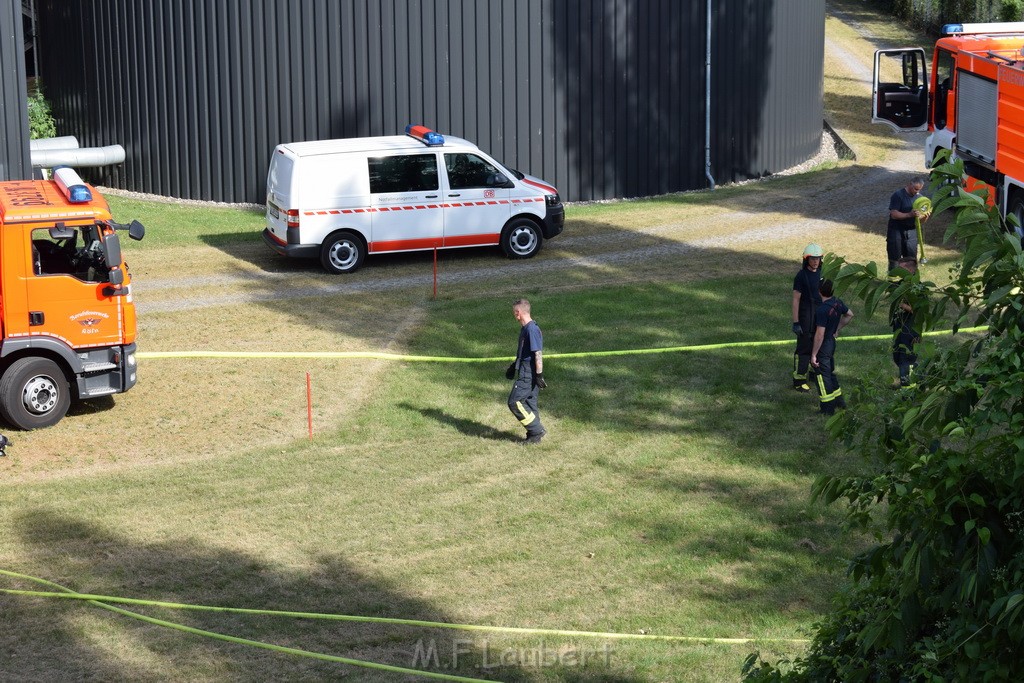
[34,0,825,204]
[0,0,30,181]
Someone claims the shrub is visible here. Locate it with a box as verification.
[743,154,1024,680]
[27,86,57,140]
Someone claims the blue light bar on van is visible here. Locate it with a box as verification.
[52,166,92,203]
[405,124,445,146]
[943,23,964,34]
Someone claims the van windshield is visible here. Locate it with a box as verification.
[499,163,525,180]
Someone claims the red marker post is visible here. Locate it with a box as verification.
[433,247,438,299]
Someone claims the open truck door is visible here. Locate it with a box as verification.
[873,48,930,131]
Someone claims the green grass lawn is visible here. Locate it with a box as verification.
[0,7,948,673]
[0,269,910,681]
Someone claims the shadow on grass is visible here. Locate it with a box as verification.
[1,509,639,682]
[607,465,856,619]
[398,402,521,442]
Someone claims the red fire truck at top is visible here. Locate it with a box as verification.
[873,21,1024,228]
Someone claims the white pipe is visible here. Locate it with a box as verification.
[29,136,80,151]
[705,0,716,190]
[31,145,126,168]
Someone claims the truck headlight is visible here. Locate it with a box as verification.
[127,352,136,367]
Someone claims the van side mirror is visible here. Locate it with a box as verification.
[488,173,514,189]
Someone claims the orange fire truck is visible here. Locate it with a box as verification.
[873,21,1024,227]
[0,168,144,429]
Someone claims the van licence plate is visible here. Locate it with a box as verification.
[268,205,280,220]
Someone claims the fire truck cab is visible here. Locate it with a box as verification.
[873,22,1024,226]
[0,169,145,429]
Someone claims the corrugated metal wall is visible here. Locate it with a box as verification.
[0,0,31,182]
[36,0,824,204]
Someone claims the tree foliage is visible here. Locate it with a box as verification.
[879,0,1024,32]
[743,155,1024,681]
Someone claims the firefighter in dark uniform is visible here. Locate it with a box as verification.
[890,257,920,388]
[791,244,824,392]
[811,279,854,415]
[887,178,928,271]
[506,298,547,444]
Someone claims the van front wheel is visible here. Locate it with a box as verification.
[320,231,366,274]
[501,218,543,259]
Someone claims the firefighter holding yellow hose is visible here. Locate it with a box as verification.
[887,177,931,270]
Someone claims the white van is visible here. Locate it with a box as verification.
[263,125,565,273]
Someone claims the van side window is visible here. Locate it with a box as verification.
[368,154,439,193]
[445,153,508,189]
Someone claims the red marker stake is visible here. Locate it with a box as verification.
[433,247,438,299]
[306,372,313,441]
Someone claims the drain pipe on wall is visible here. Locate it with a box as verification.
[705,0,716,190]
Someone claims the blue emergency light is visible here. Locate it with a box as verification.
[52,166,92,203]
[406,124,445,146]
[942,22,1024,35]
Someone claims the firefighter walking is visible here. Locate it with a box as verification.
[791,244,824,392]
[506,299,547,444]
[811,279,854,416]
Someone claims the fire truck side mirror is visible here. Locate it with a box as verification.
[108,268,124,286]
[128,220,145,241]
[102,232,122,271]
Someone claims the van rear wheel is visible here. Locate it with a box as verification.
[0,357,71,430]
[501,218,543,259]
[320,231,366,274]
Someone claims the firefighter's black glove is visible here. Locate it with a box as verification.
[792,322,803,336]
[535,373,547,389]
[505,363,516,380]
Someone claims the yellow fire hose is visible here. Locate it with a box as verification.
[913,195,932,264]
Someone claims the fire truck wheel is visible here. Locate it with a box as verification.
[320,231,366,274]
[1010,196,1024,231]
[0,357,72,430]
[501,218,543,259]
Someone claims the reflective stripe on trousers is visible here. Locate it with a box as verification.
[508,366,543,435]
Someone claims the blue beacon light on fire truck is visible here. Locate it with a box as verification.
[405,124,445,146]
[52,166,93,203]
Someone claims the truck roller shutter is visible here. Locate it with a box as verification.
[958,72,998,164]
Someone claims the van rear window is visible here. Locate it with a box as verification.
[368,154,439,194]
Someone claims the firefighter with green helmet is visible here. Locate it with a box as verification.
[791,243,824,392]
